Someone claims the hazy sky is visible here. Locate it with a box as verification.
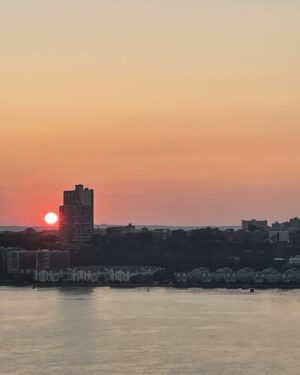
[1,1,300,226]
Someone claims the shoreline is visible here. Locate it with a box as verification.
[2,281,300,290]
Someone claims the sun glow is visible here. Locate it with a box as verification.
[44,212,58,225]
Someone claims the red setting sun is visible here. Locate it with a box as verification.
[44,212,58,225]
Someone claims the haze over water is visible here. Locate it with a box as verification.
[1,287,300,374]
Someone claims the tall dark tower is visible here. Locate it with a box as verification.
[59,184,94,249]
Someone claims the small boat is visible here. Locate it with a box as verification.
[250,288,255,293]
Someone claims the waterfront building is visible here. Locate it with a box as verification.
[253,271,265,283]
[7,249,21,274]
[36,249,51,270]
[282,269,298,283]
[59,184,94,249]
[6,249,36,277]
[289,255,300,267]
[36,249,70,270]
[0,247,8,277]
[34,266,162,283]
[2,248,71,279]
[174,268,300,285]
[188,267,211,283]
[215,267,236,283]
[237,268,254,283]
[263,268,281,283]
[175,272,188,284]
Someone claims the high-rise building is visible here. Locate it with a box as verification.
[242,219,268,231]
[59,184,94,249]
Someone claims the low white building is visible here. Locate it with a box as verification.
[289,255,300,267]
[237,268,254,282]
[263,268,281,283]
[188,267,211,282]
[282,269,299,283]
[214,268,236,283]
[109,269,130,282]
[35,269,62,282]
[253,272,264,283]
[175,272,188,283]
[34,266,162,283]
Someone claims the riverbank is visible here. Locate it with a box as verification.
[2,280,300,289]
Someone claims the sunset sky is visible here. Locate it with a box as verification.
[1,1,300,226]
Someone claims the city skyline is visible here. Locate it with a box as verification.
[1,1,300,226]
[2,182,300,229]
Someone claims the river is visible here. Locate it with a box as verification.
[1,287,300,374]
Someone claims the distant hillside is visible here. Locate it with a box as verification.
[0,224,240,233]
[0,226,56,232]
[94,224,241,231]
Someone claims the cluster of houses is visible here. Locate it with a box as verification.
[36,265,300,285]
[34,266,162,283]
[175,267,300,284]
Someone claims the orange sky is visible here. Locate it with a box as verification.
[1,1,300,226]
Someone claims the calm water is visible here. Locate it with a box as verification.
[1,287,300,375]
